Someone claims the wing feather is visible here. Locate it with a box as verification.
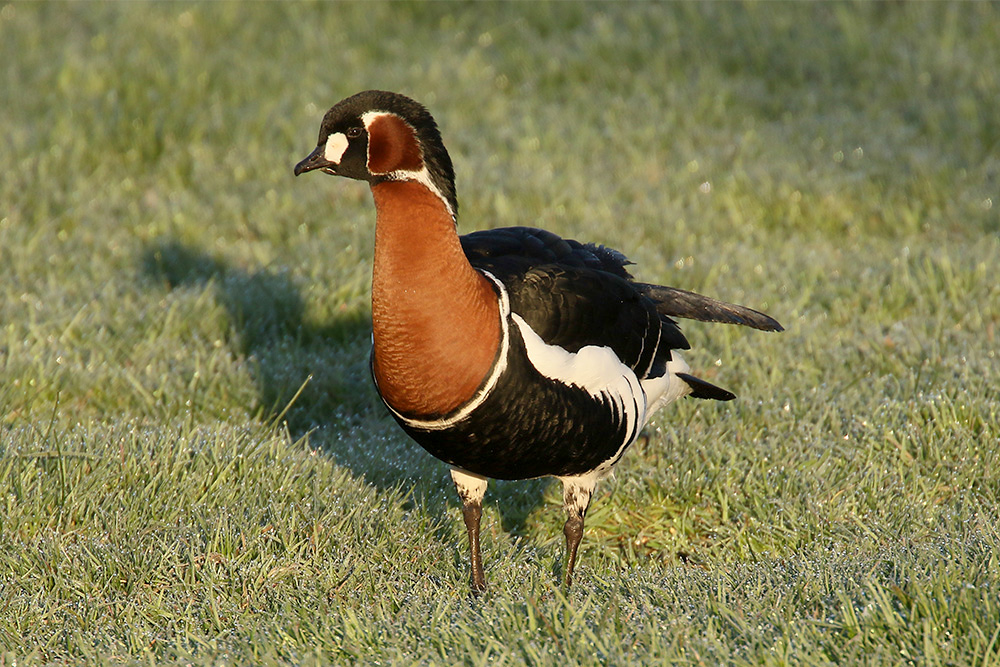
[460,226,781,391]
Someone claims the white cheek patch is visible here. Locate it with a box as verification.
[324,132,349,164]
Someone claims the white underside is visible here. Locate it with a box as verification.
[639,353,693,421]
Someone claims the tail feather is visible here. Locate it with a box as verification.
[676,372,736,401]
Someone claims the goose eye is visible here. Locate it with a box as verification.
[346,127,363,139]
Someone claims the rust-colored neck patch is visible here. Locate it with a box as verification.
[369,180,502,417]
[366,114,424,175]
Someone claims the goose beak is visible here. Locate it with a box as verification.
[294,145,336,176]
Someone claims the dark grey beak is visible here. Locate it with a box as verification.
[294,145,335,176]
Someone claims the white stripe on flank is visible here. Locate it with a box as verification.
[511,313,646,471]
[383,271,510,431]
[640,316,661,379]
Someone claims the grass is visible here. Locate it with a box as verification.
[2,1,998,664]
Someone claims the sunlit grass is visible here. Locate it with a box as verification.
[2,2,998,664]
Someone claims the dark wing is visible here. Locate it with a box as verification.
[460,226,778,400]
[461,226,634,279]
[463,227,782,332]
[637,284,784,332]
[462,228,687,381]
[508,263,691,379]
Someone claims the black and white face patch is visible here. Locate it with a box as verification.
[308,125,370,181]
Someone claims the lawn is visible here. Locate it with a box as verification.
[2,2,998,664]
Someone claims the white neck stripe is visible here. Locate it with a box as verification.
[388,166,456,220]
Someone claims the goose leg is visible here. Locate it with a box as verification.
[560,477,595,588]
[451,468,488,594]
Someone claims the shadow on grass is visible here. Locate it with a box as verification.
[140,239,371,425]
[139,239,550,539]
